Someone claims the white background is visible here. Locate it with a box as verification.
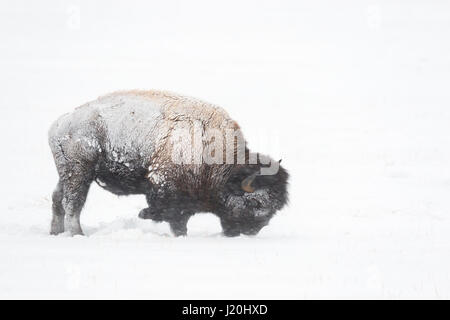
[0,0,450,299]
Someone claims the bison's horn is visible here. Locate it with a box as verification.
[241,172,258,193]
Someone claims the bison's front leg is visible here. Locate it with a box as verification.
[141,193,193,236]
[138,208,164,222]
[139,206,192,236]
[167,210,192,237]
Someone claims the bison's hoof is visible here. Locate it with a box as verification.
[69,229,84,236]
[170,227,187,237]
[50,225,65,235]
[222,229,241,237]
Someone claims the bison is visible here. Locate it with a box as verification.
[48,90,289,236]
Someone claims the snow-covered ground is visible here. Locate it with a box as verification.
[1,0,450,299]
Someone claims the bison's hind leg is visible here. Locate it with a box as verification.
[61,168,93,236]
[50,135,97,236]
[50,180,65,235]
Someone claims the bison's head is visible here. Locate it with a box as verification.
[218,155,289,236]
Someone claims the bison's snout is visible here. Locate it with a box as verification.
[240,219,270,236]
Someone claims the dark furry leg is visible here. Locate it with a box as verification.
[220,217,241,237]
[142,193,193,236]
[138,207,164,222]
[50,181,65,235]
[138,193,164,222]
[167,210,192,237]
[139,207,191,236]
